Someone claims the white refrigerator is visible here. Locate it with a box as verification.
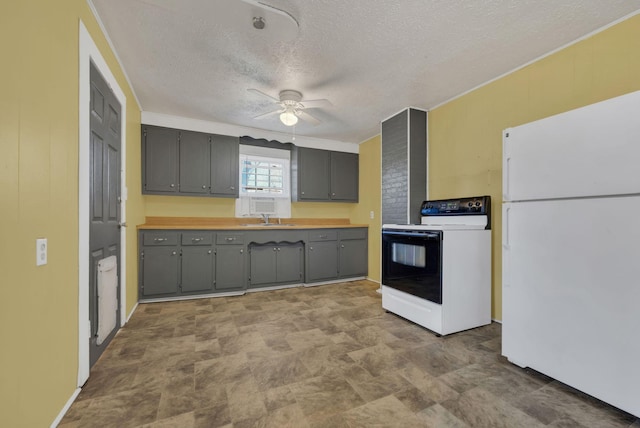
[502,90,640,417]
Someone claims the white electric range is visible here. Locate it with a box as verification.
[381,196,492,335]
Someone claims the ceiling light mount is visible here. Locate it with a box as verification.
[253,17,265,30]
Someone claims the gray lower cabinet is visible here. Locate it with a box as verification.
[139,227,367,299]
[338,228,368,278]
[249,243,303,288]
[215,233,246,291]
[140,231,180,297]
[181,231,215,293]
[306,230,339,282]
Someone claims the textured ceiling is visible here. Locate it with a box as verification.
[91,0,640,143]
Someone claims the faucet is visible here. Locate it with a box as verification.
[261,213,270,224]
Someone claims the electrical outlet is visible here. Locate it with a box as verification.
[370,211,375,219]
[36,238,47,266]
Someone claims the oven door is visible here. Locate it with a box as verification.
[382,229,443,304]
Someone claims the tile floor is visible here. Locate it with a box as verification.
[60,280,639,427]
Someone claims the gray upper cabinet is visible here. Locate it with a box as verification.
[293,147,330,201]
[210,135,239,197]
[179,131,211,194]
[292,147,358,202]
[142,125,239,198]
[142,125,179,193]
[330,152,359,201]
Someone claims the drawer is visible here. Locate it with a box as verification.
[308,230,338,242]
[216,233,245,245]
[181,232,213,246]
[142,231,178,246]
[339,228,367,240]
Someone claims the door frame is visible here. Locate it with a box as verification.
[78,20,128,386]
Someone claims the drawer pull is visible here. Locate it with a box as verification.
[154,238,167,242]
[192,237,203,242]
[319,235,327,239]
[225,237,236,242]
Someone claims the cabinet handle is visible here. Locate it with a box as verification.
[332,193,336,196]
[319,235,327,239]
[154,238,167,242]
[240,249,244,254]
[341,244,345,248]
[230,186,235,190]
[225,237,236,242]
[192,237,203,242]
[277,247,281,251]
[301,191,305,195]
[208,250,212,254]
[202,185,207,189]
[310,246,313,251]
[171,251,176,255]
[273,247,277,251]
[170,184,175,188]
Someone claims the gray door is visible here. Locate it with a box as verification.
[89,62,122,368]
[181,247,214,292]
[298,148,330,200]
[330,152,359,201]
[210,135,239,196]
[249,245,277,287]
[179,131,210,194]
[141,246,179,296]
[143,126,179,193]
[277,244,303,283]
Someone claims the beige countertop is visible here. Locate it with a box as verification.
[137,217,368,230]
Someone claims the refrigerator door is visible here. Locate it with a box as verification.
[502,197,640,417]
[503,90,640,202]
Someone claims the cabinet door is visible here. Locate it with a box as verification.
[298,148,330,200]
[179,131,210,194]
[277,244,303,283]
[306,241,338,282]
[141,246,179,296]
[249,245,277,287]
[181,247,214,293]
[211,135,239,197]
[339,239,367,278]
[215,245,245,290]
[143,126,179,193]
[330,152,359,201]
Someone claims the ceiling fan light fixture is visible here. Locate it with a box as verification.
[280,110,298,126]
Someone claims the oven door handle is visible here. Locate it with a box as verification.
[383,231,441,239]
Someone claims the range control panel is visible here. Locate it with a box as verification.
[420,196,491,216]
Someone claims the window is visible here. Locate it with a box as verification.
[236,145,291,219]
[241,156,288,196]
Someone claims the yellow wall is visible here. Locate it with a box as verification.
[0,1,142,426]
[350,135,382,282]
[428,14,640,320]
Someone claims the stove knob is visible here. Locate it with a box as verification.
[468,202,473,207]
[476,201,481,207]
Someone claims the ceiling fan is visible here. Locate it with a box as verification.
[248,89,332,126]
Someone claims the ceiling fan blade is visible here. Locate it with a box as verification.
[247,88,280,103]
[253,108,284,120]
[301,99,332,109]
[297,110,321,126]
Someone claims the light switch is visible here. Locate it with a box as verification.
[36,238,47,266]
[370,211,375,219]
